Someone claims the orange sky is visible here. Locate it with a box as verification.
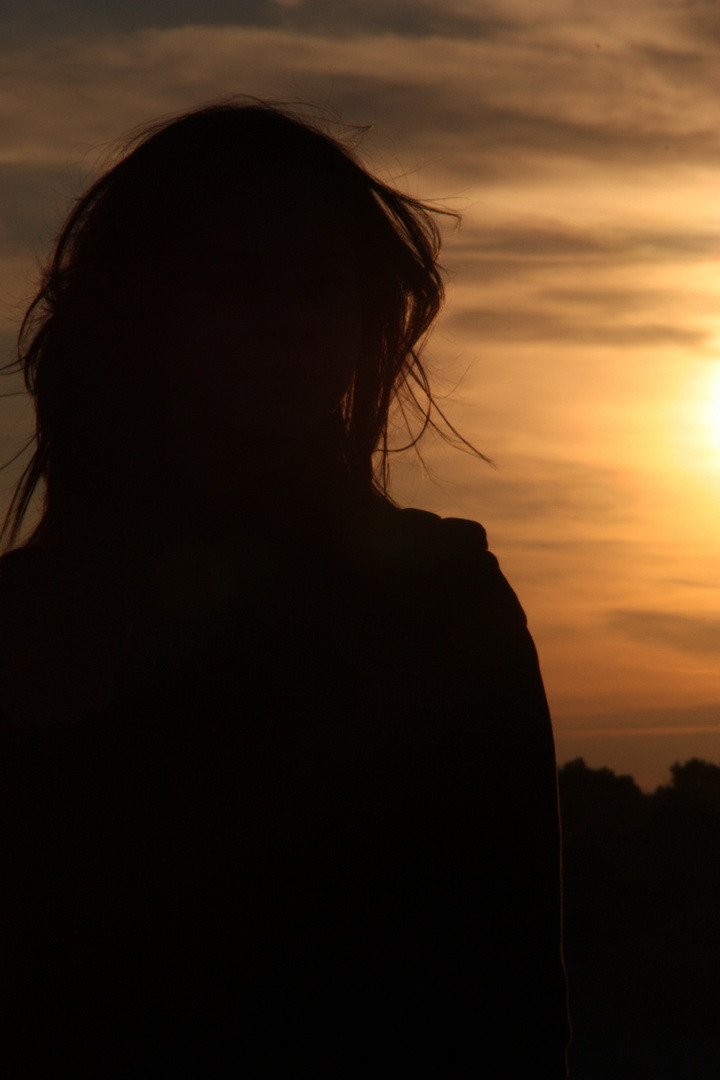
[1,0,718,789]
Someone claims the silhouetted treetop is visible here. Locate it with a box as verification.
[558,757,646,840]
[667,757,720,805]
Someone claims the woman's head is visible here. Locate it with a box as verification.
[3,99,458,548]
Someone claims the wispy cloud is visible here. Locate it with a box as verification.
[0,0,519,43]
[449,307,706,348]
[452,224,719,264]
[2,0,720,176]
[668,578,720,592]
[454,456,633,523]
[609,609,720,656]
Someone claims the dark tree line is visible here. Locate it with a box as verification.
[559,757,720,1078]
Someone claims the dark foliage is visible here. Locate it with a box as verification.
[559,757,720,1078]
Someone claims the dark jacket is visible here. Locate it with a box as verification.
[1,504,570,1075]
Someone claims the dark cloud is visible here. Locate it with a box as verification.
[407,99,720,178]
[2,10,719,201]
[453,228,609,259]
[640,42,713,80]
[678,0,720,47]
[0,0,515,43]
[439,221,715,349]
[609,609,720,655]
[450,224,718,263]
[264,0,515,41]
[448,306,706,348]
[359,48,718,177]
[538,287,683,312]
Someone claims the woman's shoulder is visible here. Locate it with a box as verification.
[396,505,489,556]
[364,500,486,561]
[352,501,532,660]
[366,499,523,595]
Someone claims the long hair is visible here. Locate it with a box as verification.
[1,99,480,550]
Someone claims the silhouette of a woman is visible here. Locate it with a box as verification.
[0,102,570,1075]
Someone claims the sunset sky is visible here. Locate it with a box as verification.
[1,0,718,789]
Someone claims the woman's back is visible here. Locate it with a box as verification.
[1,503,568,1073]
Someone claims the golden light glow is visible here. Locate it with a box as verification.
[704,360,720,457]
[668,356,720,481]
